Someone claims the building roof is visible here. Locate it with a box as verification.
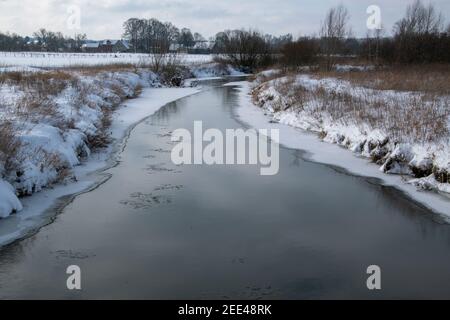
[82,42,100,49]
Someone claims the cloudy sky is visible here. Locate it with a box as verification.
[0,0,449,39]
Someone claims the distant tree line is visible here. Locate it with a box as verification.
[281,0,450,71]
[362,0,450,64]
[1,0,449,69]
[0,29,87,52]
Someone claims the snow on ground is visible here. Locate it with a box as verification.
[250,72,450,196]
[0,180,22,218]
[0,56,242,245]
[230,81,450,218]
[0,84,200,246]
[0,51,212,68]
[335,64,375,72]
[0,61,233,206]
[0,70,159,197]
[190,62,246,78]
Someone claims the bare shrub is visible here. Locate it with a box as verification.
[69,77,95,109]
[0,121,22,174]
[214,29,272,72]
[280,38,319,70]
[15,93,63,126]
[148,53,189,86]
[320,5,352,71]
[40,150,71,183]
[1,71,73,97]
[87,108,112,150]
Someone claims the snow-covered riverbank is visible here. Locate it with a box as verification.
[231,81,450,219]
[0,58,242,244]
[0,85,200,246]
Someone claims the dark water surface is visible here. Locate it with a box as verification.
[1,85,450,299]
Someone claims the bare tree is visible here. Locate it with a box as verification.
[365,26,384,65]
[280,37,319,70]
[394,0,443,36]
[178,28,195,48]
[393,0,445,63]
[214,29,270,71]
[320,5,351,70]
[123,18,145,53]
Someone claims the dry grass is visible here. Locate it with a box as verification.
[257,73,450,144]
[0,121,22,174]
[15,94,61,123]
[0,71,74,97]
[61,63,140,76]
[309,64,450,95]
[0,66,151,195]
[309,87,449,144]
[252,63,450,145]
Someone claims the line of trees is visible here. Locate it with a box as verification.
[122,18,181,53]
[1,0,449,68]
[376,0,450,64]
[280,0,450,71]
[0,29,87,52]
[122,18,210,54]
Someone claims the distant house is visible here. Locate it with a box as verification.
[81,41,101,52]
[81,40,131,53]
[110,40,130,53]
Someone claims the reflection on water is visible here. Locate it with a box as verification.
[0,86,450,299]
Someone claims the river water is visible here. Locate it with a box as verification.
[1,84,450,299]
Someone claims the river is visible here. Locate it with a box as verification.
[1,83,450,299]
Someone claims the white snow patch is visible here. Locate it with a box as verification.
[0,180,22,218]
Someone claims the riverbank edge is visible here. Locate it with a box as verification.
[0,85,201,247]
[230,81,450,220]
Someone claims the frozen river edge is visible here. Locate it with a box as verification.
[230,81,450,221]
[0,86,200,247]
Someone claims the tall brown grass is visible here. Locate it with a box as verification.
[0,121,22,174]
[308,64,450,95]
[254,72,450,144]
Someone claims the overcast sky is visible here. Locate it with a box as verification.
[0,0,449,39]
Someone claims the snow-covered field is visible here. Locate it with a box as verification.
[231,81,450,218]
[0,51,212,68]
